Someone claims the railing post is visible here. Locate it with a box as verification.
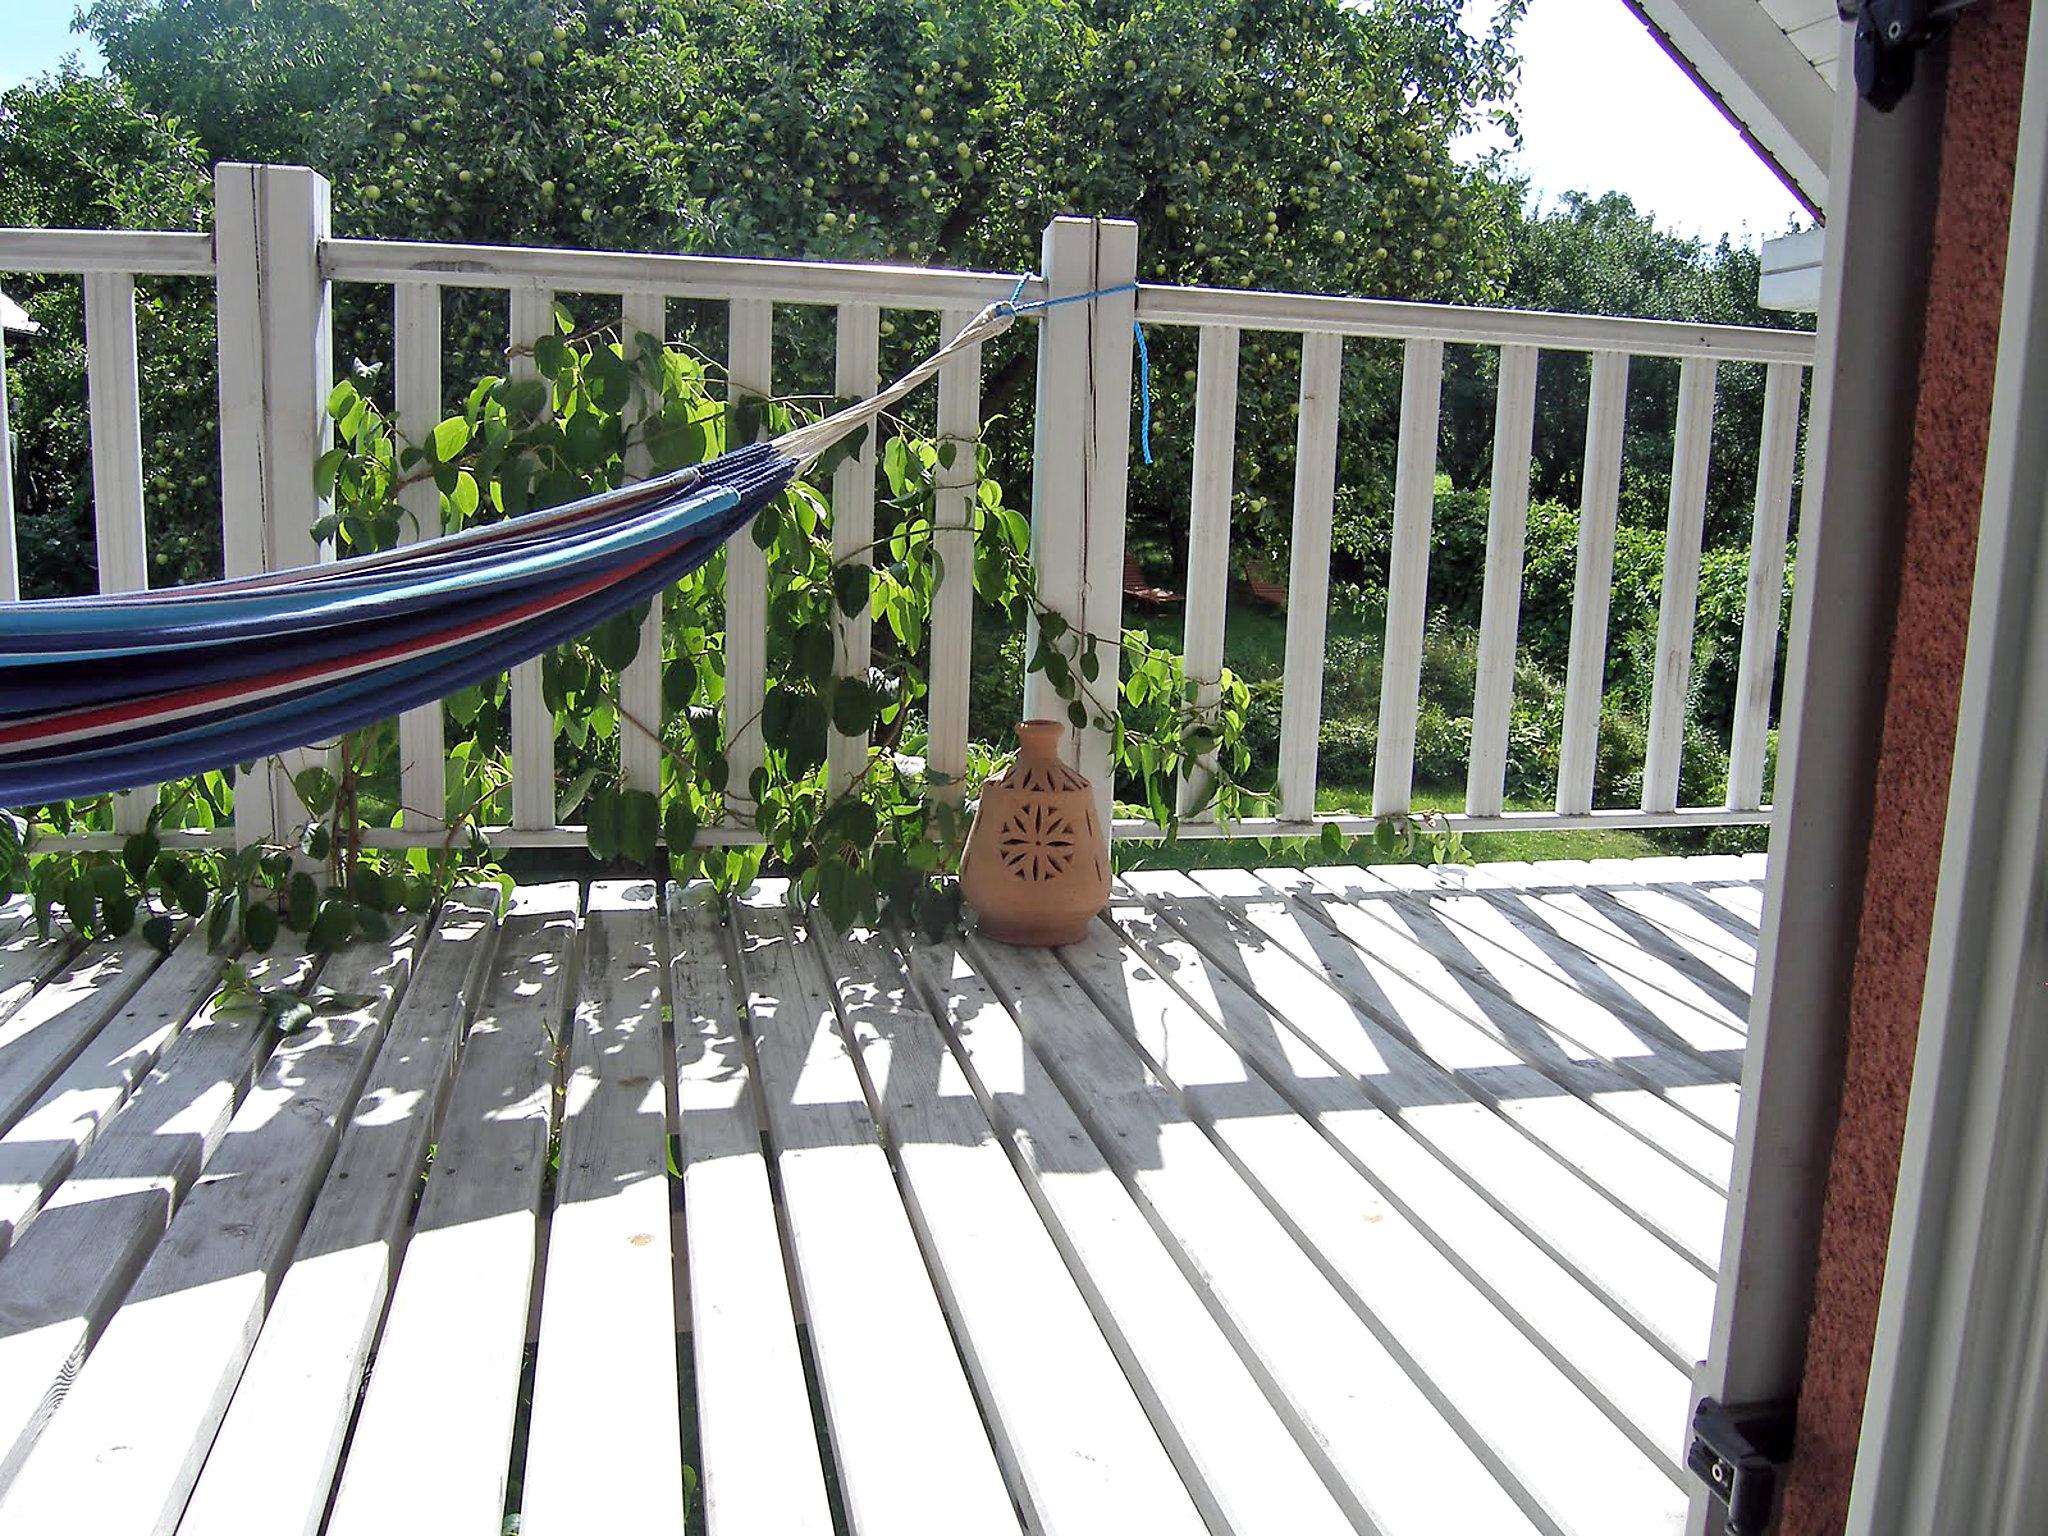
[1024,216,1138,827]
[214,163,332,848]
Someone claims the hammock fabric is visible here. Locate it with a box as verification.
[0,443,798,807]
[0,297,1023,812]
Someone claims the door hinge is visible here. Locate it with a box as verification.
[1688,1397,1794,1536]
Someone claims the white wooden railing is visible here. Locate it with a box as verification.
[0,163,1814,852]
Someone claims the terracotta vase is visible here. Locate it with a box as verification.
[959,719,1111,947]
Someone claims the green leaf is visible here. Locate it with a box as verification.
[794,624,835,692]
[663,802,700,853]
[325,380,360,421]
[100,888,137,938]
[207,892,240,951]
[831,677,876,737]
[263,990,315,1035]
[532,333,569,379]
[586,792,621,863]
[243,901,280,951]
[294,766,337,816]
[588,609,643,672]
[310,897,355,951]
[833,563,872,618]
[429,415,471,463]
[288,872,318,931]
[619,790,661,864]
[123,829,161,883]
[142,914,175,955]
[1319,822,1346,859]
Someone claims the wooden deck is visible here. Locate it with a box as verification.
[0,853,1762,1536]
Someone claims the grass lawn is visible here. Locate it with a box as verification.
[1115,782,1667,873]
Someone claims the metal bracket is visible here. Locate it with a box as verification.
[1688,1397,1794,1536]
[1837,0,1978,111]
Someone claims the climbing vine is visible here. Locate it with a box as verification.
[0,308,1292,946]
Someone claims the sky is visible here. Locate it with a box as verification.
[0,0,1811,246]
[1458,0,1812,246]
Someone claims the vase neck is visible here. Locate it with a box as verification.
[1014,719,1066,762]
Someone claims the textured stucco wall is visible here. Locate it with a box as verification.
[1776,5,2032,1532]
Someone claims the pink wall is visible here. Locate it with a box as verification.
[1777,4,2032,1530]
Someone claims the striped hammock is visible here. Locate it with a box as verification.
[0,302,1015,811]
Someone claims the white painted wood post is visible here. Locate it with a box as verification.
[1643,355,1718,813]
[392,282,445,831]
[1726,360,1803,810]
[619,290,668,798]
[507,284,556,832]
[1276,331,1344,824]
[1023,216,1138,827]
[828,303,880,799]
[1372,336,1444,819]
[925,306,983,800]
[1178,324,1239,816]
[84,272,152,835]
[1555,350,1629,816]
[213,163,332,849]
[724,298,772,827]
[0,322,16,603]
[1466,343,1539,817]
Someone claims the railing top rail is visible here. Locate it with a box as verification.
[0,225,1816,365]
[319,236,1039,311]
[1137,282,1818,364]
[0,228,216,277]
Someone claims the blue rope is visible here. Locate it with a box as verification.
[996,275,1153,466]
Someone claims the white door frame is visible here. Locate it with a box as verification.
[1686,30,1951,1536]
[1847,13,2048,1533]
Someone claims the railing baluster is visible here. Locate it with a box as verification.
[724,298,772,828]
[1178,324,1240,816]
[393,282,445,832]
[828,303,880,798]
[1728,360,1804,809]
[507,284,556,832]
[1372,336,1445,818]
[925,305,982,799]
[1466,343,1539,818]
[1276,331,1344,823]
[0,320,17,602]
[1556,350,1630,815]
[1643,355,1718,813]
[619,290,668,798]
[85,272,152,835]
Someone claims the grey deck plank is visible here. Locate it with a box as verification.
[970,930,1560,1536]
[0,927,219,1256]
[1062,898,1691,1532]
[0,936,318,1494]
[1295,866,1740,1187]
[0,905,77,1031]
[518,882,686,1536]
[897,932,1358,1536]
[177,891,501,1536]
[325,884,576,1536]
[733,884,1021,1536]
[0,935,166,1139]
[0,922,421,1536]
[816,919,1212,1536]
[666,883,835,1536]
